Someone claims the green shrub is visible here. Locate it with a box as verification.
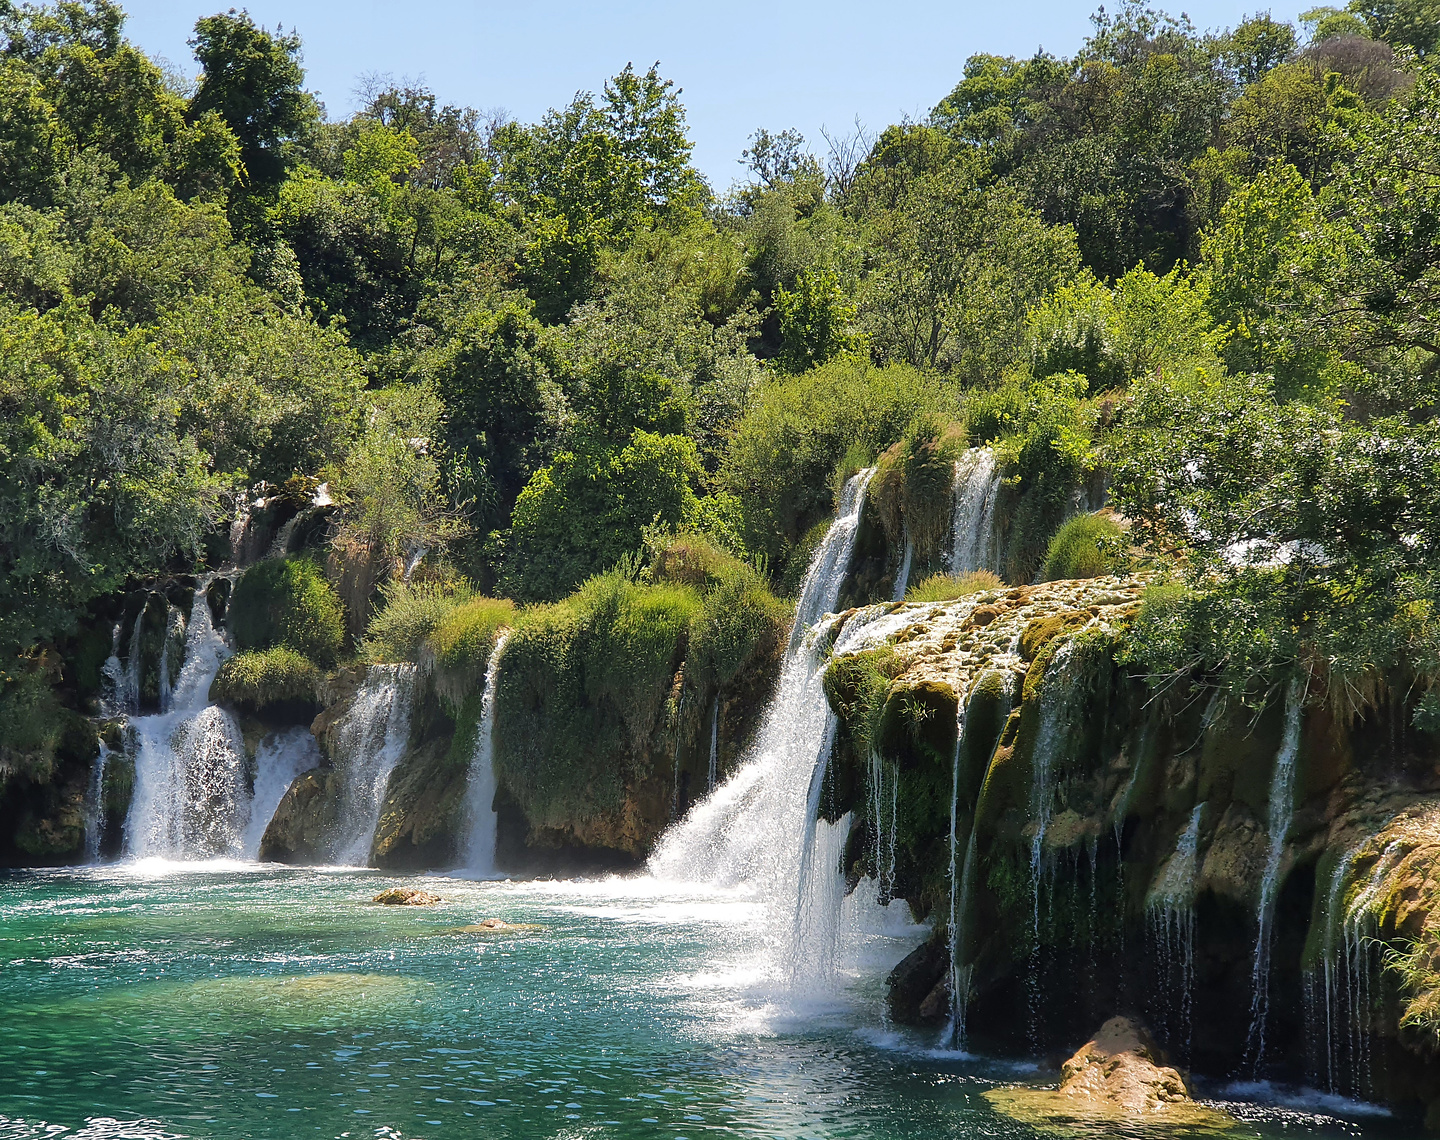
[905,569,1004,603]
[1043,512,1129,580]
[363,577,475,664]
[503,430,702,603]
[229,556,346,665]
[493,572,703,827]
[424,596,517,712]
[719,359,948,580]
[209,647,320,711]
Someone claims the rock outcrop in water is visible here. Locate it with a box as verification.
[823,575,1440,1123]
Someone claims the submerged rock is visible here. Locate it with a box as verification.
[452,919,544,934]
[985,1016,1238,1133]
[372,887,442,906]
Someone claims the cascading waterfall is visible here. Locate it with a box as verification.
[461,633,509,874]
[868,750,900,903]
[1147,803,1204,1057]
[124,576,250,859]
[891,535,915,603]
[1306,837,1393,1096]
[82,742,112,862]
[242,727,320,859]
[950,448,1002,576]
[330,663,417,865]
[649,469,879,993]
[1246,675,1306,1071]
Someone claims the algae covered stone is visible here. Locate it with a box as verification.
[372,887,442,906]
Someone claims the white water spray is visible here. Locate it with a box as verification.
[124,577,248,859]
[330,664,417,866]
[950,448,1002,576]
[462,633,509,874]
[242,727,320,859]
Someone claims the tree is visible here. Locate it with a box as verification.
[774,267,861,373]
[189,10,314,194]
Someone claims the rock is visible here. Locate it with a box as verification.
[1055,1016,1189,1111]
[452,919,544,934]
[372,887,441,906]
[259,767,340,864]
[886,934,949,1026]
[985,1016,1238,1133]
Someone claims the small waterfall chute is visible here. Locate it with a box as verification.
[461,633,509,875]
[123,575,251,860]
[1245,674,1306,1071]
[707,696,720,794]
[82,742,112,862]
[892,535,915,603]
[330,663,417,866]
[950,448,1002,577]
[242,727,320,859]
[1146,802,1204,1058]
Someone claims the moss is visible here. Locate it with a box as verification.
[824,647,906,755]
[905,569,1003,604]
[493,572,701,829]
[869,415,966,562]
[230,556,346,666]
[878,678,959,768]
[1019,610,1090,664]
[209,647,320,717]
[423,596,516,712]
[1043,511,1129,580]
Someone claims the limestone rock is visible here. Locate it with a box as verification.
[259,767,340,864]
[372,887,441,905]
[985,1016,1238,1133]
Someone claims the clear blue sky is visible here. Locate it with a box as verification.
[123,0,1278,189]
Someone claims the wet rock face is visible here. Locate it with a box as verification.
[825,572,1440,1114]
[258,767,339,864]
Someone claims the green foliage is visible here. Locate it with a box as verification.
[1043,512,1129,580]
[493,571,701,825]
[503,430,701,602]
[869,414,965,559]
[209,646,319,711]
[905,569,1004,603]
[718,359,945,579]
[423,595,515,711]
[229,556,345,666]
[774,268,863,373]
[362,577,475,664]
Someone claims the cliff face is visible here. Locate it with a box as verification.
[823,577,1440,1119]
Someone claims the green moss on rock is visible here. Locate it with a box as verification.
[210,647,321,718]
[424,596,516,713]
[230,557,345,666]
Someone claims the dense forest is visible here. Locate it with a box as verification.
[3,0,1440,769]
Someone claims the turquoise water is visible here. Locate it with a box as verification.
[0,864,1410,1139]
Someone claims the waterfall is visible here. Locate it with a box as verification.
[124,576,248,859]
[461,634,509,875]
[82,742,112,862]
[949,448,1002,576]
[157,602,186,712]
[707,697,720,793]
[1147,803,1204,1057]
[242,727,320,859]
[1246,675,1306,1071]
[788,468,875,651]
[1307,836,1392,1096]
[1029,642,1078,929]
[649,469,878,992]
[330,663,417,865]
[891,535,915,603]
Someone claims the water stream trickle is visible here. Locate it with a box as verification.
[707,696,720,793]
[462,633,510,874]
[81,741,112,862]
[1246,675,1306,1071]
[1147,802,1204,1057]
[330,664,417,866]
[892,535,915,603]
